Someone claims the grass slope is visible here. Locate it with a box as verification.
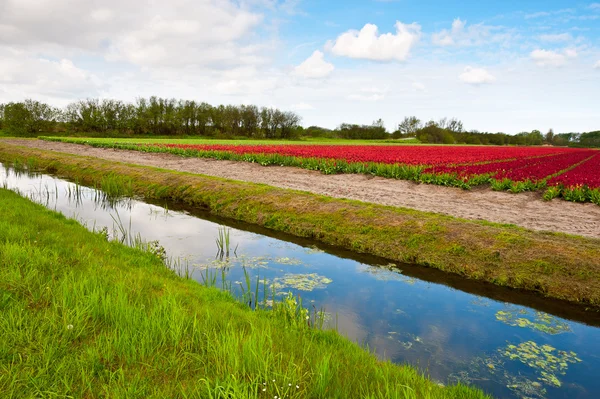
[0,142,599,309]
[0,188,486,398]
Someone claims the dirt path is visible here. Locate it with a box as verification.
[3,138,600,239]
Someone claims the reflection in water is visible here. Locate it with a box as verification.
[2,164,600,399]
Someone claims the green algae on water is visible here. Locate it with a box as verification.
[270,273,333,291]
[495,308,571,335]
[500,341,582,387]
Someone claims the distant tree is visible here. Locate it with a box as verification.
[446,118,464,133]
[545,129,554,144]
[280,111,302,139]
[0,103,5,130]
[337,121,388,140]
[416,124,455,144]
[396,116,422,137]
[304,126,333,138]
[240,105,260,137]
[3,100,59,135]
[578,131,600,147]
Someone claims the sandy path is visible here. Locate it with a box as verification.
[3,139,600,239]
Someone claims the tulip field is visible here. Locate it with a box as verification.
[43,138,600,204]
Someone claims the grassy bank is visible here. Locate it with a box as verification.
[1,143,600,309]
[0,188,486,398]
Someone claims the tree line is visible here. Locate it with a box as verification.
[0,99,597,146]
[389,116,597,147]
[0,98,302,138]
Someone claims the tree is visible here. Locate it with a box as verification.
[396,116,422,137]
[0,103,5,130]
[545,129,554,144]
[415,125,455,144]
[280,111,302,139]
[2,100,59,135]
[240,105,260,137]
[446,118,464,133]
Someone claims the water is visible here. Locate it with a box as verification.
[2,164,600,399]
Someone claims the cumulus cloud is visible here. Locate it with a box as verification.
[0,48,103,100]
[327,22,421,62]
[0,0,265,69]
[459,66,496,85]
[293,50,334,78]
[530,48,577,67]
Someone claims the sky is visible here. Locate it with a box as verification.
[0,0,599,134]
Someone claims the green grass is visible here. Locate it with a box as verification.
[41,136,423,146]
[0,188,487,398]
[1,144,600,309]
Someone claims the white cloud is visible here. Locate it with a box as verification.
[347,93,386,101]
[431,18,509,47]
[347,86,389,102]
[0,48,103,101]
[539,33,573,42]
[459,66,496,85]
[327,22,421,62]
[432,18,464,46]
[412,82,426,91]
[595,60,600,69]
[530,48,577,67]
[0,0,265,69]
[294,50,334,79]
[291,102,314,110]
[589,3,600,10]
[525,8,575,19]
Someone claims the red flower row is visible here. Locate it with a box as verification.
[426,151,596,182]
[547,153,600,189]
[158,143,579,167]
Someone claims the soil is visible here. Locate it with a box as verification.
[4,138,600,239]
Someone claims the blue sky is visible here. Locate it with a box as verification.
[0,0,599,133]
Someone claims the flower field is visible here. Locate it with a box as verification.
[43,137,600,204]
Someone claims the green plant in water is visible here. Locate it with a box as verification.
[215,227,238,259]
[495,308,571,335]
[269,273,333,292]
[500,341,582,388]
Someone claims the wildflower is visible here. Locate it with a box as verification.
[67,324,73,330]
[296,385,300,389]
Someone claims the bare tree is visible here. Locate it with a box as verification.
[397,116,422,136]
